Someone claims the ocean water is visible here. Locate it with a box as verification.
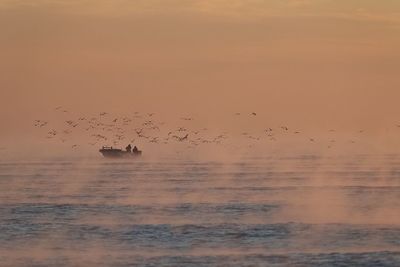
[1,154,400,266]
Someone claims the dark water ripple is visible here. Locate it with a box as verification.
[1,155,400,266]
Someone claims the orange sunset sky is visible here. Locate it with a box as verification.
[1,0,400,150]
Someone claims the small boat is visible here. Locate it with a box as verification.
[99,146,142,158]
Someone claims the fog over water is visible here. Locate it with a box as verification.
[1,1,400,266]
[1,153,400,266]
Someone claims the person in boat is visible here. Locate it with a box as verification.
[126,144,132,152]
[132,146,138,153]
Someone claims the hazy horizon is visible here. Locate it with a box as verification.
[2,3,400,266]
[1,1,400,153]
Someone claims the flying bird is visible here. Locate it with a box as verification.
[173,134,189,142]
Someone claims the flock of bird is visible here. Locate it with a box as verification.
[33,109,233,150]
[30,107,400,152]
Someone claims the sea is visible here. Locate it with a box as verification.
[1,154,400,266]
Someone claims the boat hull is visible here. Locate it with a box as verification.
[99,148,142,158]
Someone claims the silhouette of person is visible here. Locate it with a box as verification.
[126,144,132,152]
[133,146,138,153]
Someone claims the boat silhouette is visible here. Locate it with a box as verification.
[99,146,142,158]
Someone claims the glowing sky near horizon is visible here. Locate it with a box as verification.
[1,0,400,139]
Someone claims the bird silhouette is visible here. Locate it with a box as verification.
[173,134,189,142]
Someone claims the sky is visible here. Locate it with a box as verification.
[1,0,400,148]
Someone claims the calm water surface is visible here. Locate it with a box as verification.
[1,154,400,266]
